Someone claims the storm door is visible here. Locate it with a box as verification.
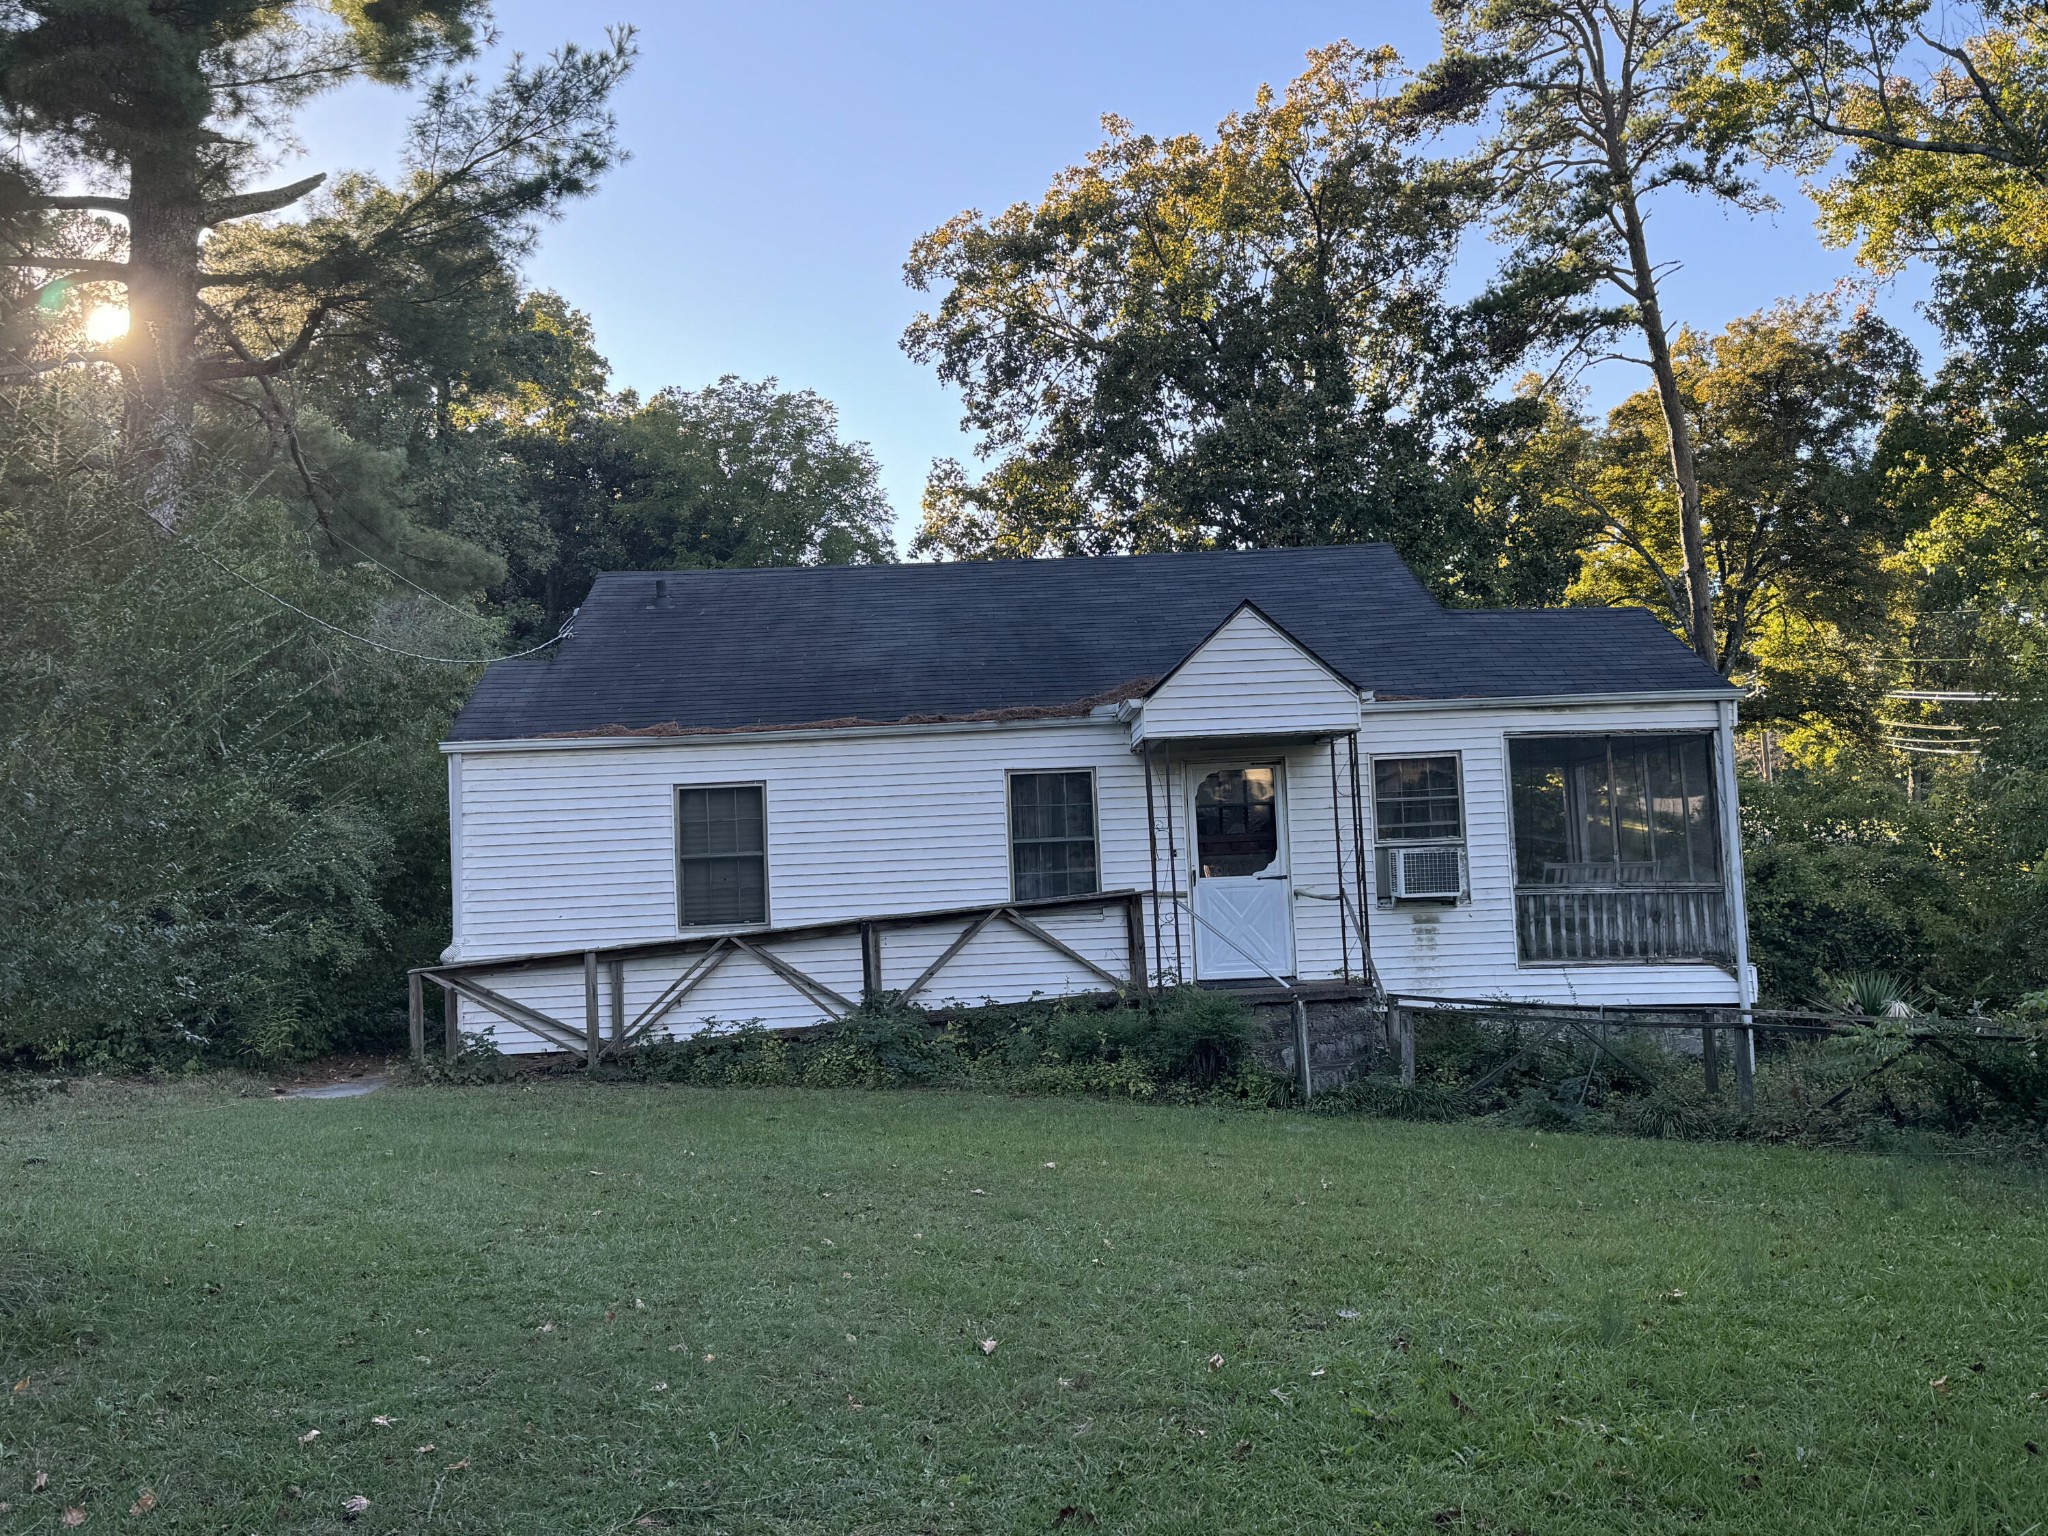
[1188,764,1294,980]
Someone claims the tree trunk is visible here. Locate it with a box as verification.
[1615,186,1717,670]
[117,148,205,529]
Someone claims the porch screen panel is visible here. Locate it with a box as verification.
[677,785,767,925]
[1010,771,1100,900]
[1509,735,1719,884]
[1507,734,1729,963]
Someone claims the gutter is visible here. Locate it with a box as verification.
[440,710,1125,756]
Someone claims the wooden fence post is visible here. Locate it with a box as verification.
[859,921,883,1007]
[1293,998,1313,1103]
[1398,1007,1417,1087]
[609,958,625,1047]
[583,950,600,1067]
[443,983,460,1061]
[408,971,425,1063]
[1734,1013,1756,1114]
[1125,892,1151,995]
[1701,1020,1720,1096]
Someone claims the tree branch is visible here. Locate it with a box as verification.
[29,193,131,216]
[0,255,131,280]
[193,301,329,379]
[202,173,327,227]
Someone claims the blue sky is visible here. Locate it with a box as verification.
[291,0,1934,547]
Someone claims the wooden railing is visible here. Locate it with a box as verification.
[1514,884,1733,965]
[408,889,1150,1064]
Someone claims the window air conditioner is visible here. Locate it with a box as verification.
[1390,845,1465,901]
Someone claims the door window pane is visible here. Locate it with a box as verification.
[677,785,767,925]
[1195,767,1278,877]
[1010,771,1099,900]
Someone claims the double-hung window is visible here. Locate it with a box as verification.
[1008,770,1100,901]
[1372,755,1467,902]
[676,784,768,926]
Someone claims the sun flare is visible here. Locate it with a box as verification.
[84,302,129,345]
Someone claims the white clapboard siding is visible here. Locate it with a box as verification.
[444,697,1742,1052]
[1358,699,1742,1008]
[1134,606,1361,743]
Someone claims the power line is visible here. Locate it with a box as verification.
[179,534,570,666]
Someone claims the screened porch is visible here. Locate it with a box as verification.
[1508,732,1734,966]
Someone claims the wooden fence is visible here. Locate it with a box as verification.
[407,889,1150,1065]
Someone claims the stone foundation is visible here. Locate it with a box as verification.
[1248,997,1384,1094]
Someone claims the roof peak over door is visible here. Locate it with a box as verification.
[1133,603,1363,747]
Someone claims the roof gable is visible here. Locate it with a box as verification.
[1135,602,1361,743]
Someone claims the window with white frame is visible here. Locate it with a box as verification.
[1372,755,1466,902]
[1008,770,1100,901]
[676,784,768,926]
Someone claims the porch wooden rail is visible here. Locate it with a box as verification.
[407,889,1150,1064]
[1514,884,1733,966]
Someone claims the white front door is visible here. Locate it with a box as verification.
[1188,763,1294,980]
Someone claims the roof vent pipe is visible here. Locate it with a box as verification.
[653,577,668,603]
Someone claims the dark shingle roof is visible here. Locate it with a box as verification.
[449,546,1733,742]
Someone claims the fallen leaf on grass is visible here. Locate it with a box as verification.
[1044,1162,1057,1169]
[1336,1309,1359,1320]
[10,1378,25,1394]
[129,1491,156,1515]
[634,1519,669,1531]
[448,1460,470,1472]
[33,1472,49,1492]
[415,1445,436,1455]
[341,1494,370,1521]
[653,1382,668,1393]
[538,1322,556,1334]
[1310,1368,1326,1378]
[297,1429,320,1445]
[1932,1376,1952,1395]
[370,1415,394,1428]
[1208,1354,1225,1371]
[971,1188,987,1196]
[61,1507,85,1527]
[979,1338,998,1356]
[1662,1289,1687,1302]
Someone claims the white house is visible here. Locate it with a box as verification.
[419,546,1751,1064]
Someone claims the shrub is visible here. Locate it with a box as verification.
[590,987,1278,1106]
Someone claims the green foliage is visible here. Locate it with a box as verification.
[0,385,479,1066]
[1742,761,2044,1010]
[1321,1000,2048,1151]
[902,43,1577,602]
[600,989,1279,1107]
[1558,296,1923,697]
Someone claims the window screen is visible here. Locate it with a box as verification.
[1507,734,1720,885]
[1374,757,1463,843]
[676,784,767,925]
[1009,771,1099,901]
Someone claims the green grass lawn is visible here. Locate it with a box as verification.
[2,1083,2045,1534]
